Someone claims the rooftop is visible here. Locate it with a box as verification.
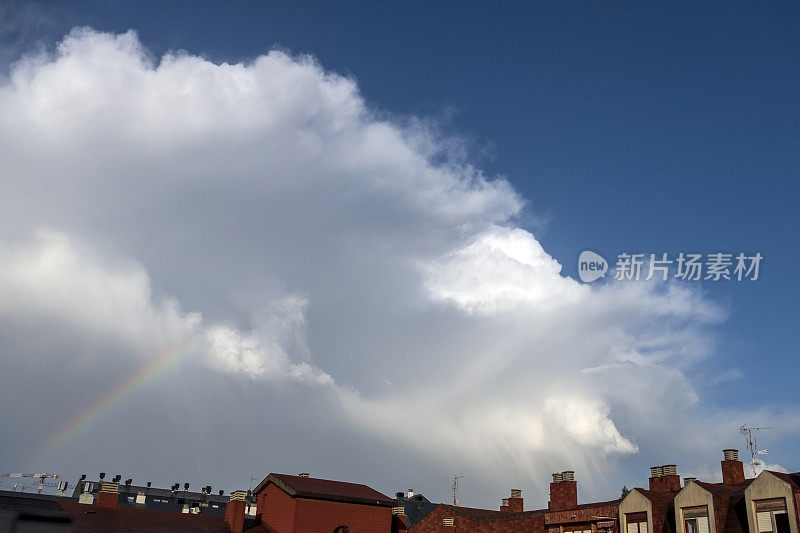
[254,473,395,506]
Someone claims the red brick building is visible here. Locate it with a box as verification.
[249,473,404,533]
[410,471,620,533]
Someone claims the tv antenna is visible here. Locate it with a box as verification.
[452,475,463,506]
[740,423,771,476]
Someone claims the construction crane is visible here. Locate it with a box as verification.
[740,423,771,477]
[1,473,59,494]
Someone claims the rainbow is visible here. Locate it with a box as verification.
[35,337,201,462]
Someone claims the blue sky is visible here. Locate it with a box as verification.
[0,1,798,505]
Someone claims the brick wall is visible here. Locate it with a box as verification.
[649,476,681,493]
[292,497,392,533]
[96,491,118,508]
[546,504,620,527]
[720,461,745,488]
[258,483,393,533]
[393,513,409,533]
[259,484,297,533]
[224,498,246,533]
[507,497,524,513]
[650,500,676,533]
[794,493,800,532]
[550,482,578,511]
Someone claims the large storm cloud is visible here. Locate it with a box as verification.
[0,28,796,505]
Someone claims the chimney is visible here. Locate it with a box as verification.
[721,449,745,487]
[225,490,247,533]
[407,489,414,498]
[549,471,578,511]
[649,465,681,492]
[500,498,509,511]
[507,489,523,513]
[96,481,119,508]
[392,511,409,533]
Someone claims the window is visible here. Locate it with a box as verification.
[627,512,648,533]
[755,499,789,533]
[333,528,350,533]
[682,506,710,533]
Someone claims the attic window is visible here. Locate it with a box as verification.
[333,528,350,533]
[626,513,648,533]
[755,499,789,533]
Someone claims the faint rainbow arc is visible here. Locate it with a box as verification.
[36,337,201,462]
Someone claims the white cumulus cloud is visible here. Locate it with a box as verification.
[0,27,795,506]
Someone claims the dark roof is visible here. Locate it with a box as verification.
[395,493,437,526]
[434,503,547,521]
[450,505,512,519]
[694,480,751,497]
[0,492,228,533]
[633,488,679,505]
[568,498,622,511]
[71,481,229,503]
[254,473,395,506]
[768,471,800,491]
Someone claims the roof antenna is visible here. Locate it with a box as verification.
[452,475,463,506]
[740,423,771,477]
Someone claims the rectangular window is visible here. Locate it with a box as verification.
[627,511,648,533]
[755,498,789,533]
[685,516,710,533]
[683,507,710,533]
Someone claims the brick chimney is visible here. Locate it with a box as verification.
[648,465,681,492]
[721,449,745,487]
[392,507,408,533]
[507,489,523,513]
[549,471,578,511]
[225,490,247,533]
[96,481,119,508]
